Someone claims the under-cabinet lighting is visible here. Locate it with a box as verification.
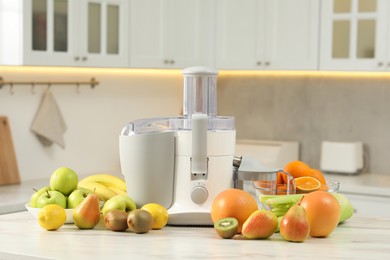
[0,66,182,76]
[1,66,390,79]
[218,70,390,78]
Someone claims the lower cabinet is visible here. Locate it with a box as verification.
[344,193,390,218]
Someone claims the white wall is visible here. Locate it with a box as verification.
[0,66,183,181]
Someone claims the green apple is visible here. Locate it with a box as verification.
[30,186,51,208]
[68,188,93,209]
[50,167,78,196]
[101,194,136,215]
[37,190,67,208]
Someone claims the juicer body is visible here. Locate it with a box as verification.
[119,117,236,226]
[168,129,235,225]
[119,66,236,226]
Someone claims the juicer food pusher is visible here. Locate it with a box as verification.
[119,67,236,226]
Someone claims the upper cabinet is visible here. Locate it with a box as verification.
[215,0,319,70]
[129,0,213,69]
[0,0,128,67]
[3,0,389,71]
[320,0,389,71]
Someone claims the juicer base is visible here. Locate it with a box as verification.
[167,204,213,226]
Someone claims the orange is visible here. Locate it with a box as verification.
[282,160,311,183]
[276,171,284,185]
[276,184,288,195]
[254,180,274,195]
[211,188,258,233]
[300,191,341,237]
[310,168,326,185]
[294,176,321,192]
[319,184,329,191]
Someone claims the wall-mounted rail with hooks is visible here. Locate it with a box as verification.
[0,76,99,94]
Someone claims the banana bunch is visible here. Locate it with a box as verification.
[78,174,127,201]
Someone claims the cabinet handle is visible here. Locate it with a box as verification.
[74,57,80,61]
[265,61,270,66]
[256,61,262,66]
[170,60,175,64]
[82,57,88,61]
[378,62,384,67]
[164,60,169,64]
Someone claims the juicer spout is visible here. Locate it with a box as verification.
[191,113,208,176]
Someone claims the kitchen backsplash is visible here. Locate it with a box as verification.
[217,72,390,174]
[0,67,183,181]
[1,67,390,181]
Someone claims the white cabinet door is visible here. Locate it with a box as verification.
[216,0,319,70]
[265,0,319,70]
[129,0,165,67]
[130,0,212,68]
[166,0,212,68]
[23,0,78,66]
[320,0,388,71]
[4,0,128,67]
[215,0,265,69]
[79,0,128,67]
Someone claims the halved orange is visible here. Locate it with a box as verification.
[294,176,321,192]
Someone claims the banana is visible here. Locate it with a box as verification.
[78,181,116,201]
[107,186,127,196]
[79,174,127,192]
[100,181,126,192]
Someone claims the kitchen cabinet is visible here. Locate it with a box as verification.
[129,0,213,69]
[330,173,390,218]
[345,193,390,217]
[0,0,128,67]
[320,0,390,71]
[215,0,319,70]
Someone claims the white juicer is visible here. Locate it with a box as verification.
[119,67,236,226]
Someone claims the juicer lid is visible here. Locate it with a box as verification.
[182,66,218,76]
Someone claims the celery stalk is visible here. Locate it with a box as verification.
[332,193,354,223]
[264,194,304,207]
[260,192,354,224]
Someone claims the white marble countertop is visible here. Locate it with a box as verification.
[1,172,390,215]
[0,211,389,259]
[0,178,48,215]
[325,172,390,197]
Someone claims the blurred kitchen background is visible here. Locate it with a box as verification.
[1,0,390,181]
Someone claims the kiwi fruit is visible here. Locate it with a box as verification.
[127,209,154,234]
[104,210,129,232]
[214,217,238,239]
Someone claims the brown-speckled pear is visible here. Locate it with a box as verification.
[241,209,278,239]
[73,194,101,229]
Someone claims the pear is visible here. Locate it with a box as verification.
[73,194,101,229]
[280,202,310,242]
[241,209,278,239]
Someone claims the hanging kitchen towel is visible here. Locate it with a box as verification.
[30,89,67,149]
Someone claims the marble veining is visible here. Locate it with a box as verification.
[0,211,389,259]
